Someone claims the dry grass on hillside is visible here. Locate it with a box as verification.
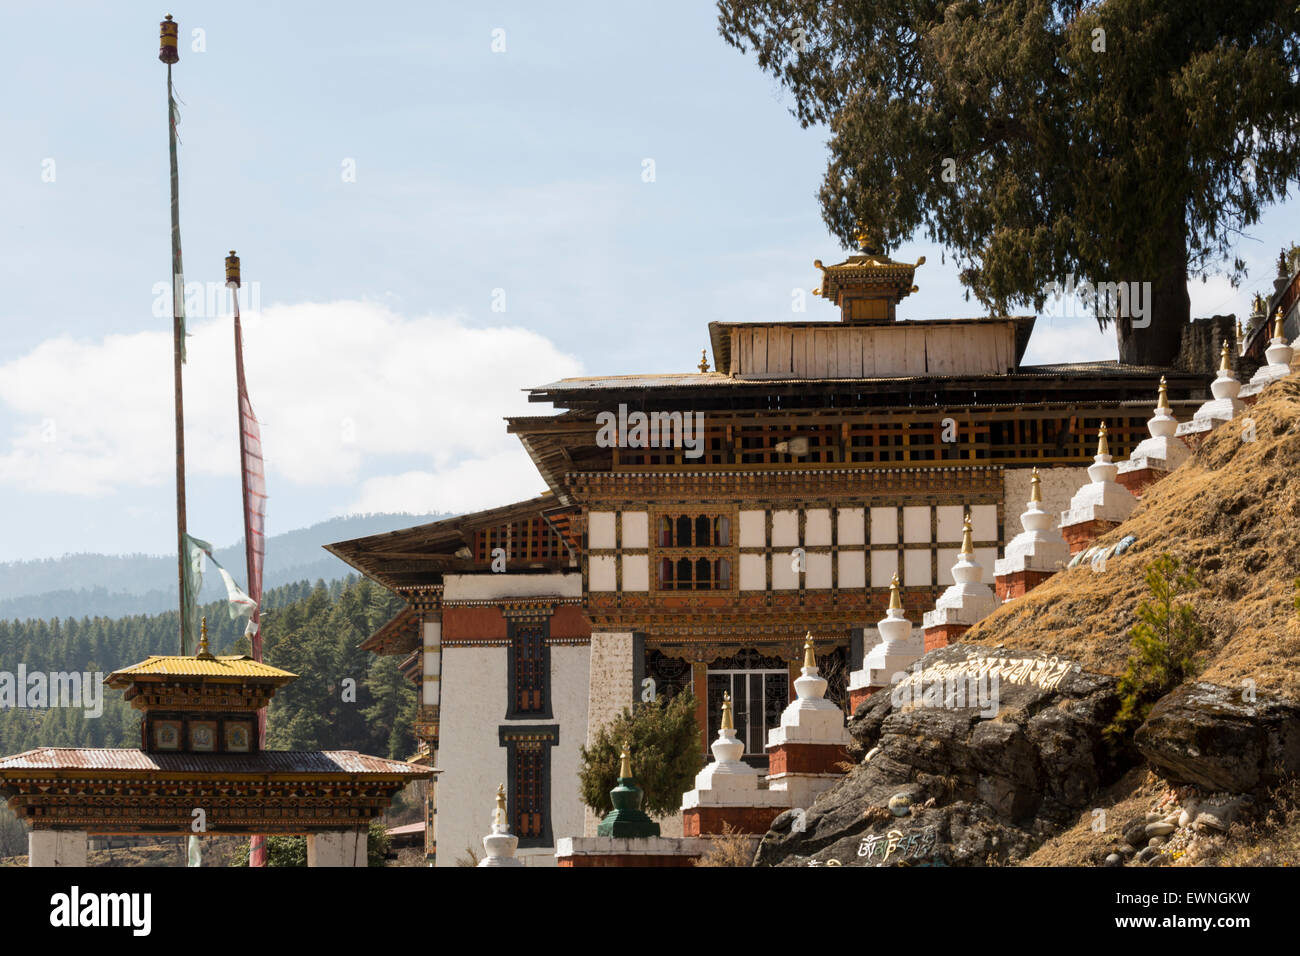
[963,366,1300,700]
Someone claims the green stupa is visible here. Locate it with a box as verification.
[596,741,661,838]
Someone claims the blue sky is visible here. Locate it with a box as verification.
[0,1,1294,562]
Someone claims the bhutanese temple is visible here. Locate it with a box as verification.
[0,621,431,866]
[325,238,1213,866]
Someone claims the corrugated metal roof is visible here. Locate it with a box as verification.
[105,655,296,683]
[0,747,432,776]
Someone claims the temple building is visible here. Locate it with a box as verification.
[327,239,1208,865]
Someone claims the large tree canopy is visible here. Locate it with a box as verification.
[718,0,1300,365]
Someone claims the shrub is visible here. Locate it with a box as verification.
[1104,553,1207,743]
[578,689,703,817]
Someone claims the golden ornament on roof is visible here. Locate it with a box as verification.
[1097,421,1109,458]
[721,692,734,731]
[803,633,816,670]
[888,573,902,611]
[1157,375,1169,409]
[960,511,974,555]
[1030,466,1042,503]
[698,349,710,373]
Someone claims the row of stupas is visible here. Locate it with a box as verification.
[480,314,1295,866]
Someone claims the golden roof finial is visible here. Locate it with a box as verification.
[960,511,974,555]
[618,742,632,779]
[888,573,902,611]
[721,692,734,731]
[1219,339,1232,373]
[1030,466,1042,503]
[698,349,710,373]
[1097,421,1109,458]
[853,221,881,255]
[803,633,816,670]
[1275,307,1286,341]
[196,616,214,659]
[1157,375,1169,409]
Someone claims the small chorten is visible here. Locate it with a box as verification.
[682,691,786,835]
[765,633,853,809]
[596,742,660,838]
[995,467,1070,599]
[477,783,524,867]
[1118,376,1191,494]
[1059,422,1137,554]
[1242,308,1295,397]
[923,512,999,650]
[1178,339,1246,437]
[847,574,923,711]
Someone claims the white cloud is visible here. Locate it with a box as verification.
[0,301,582,503]
[346,449,551,515]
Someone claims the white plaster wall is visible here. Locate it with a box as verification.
[903,506,930,543]
[806,551,833,589]
[837,507,865,546]
[904,549,931,586]
[588,512,616,549]
[871,549,899,588]
[443,573,583,601]
[584,631,635,836]
[739,553,766,590]
[542,644,590,864]
[772,552,799,590]
[739,510,766,547]
[621,511,648,548]
[622,555,649,592]
[1004,465,1090,522]
[870,507,899,544]
[589,555,616,591]
[936,505,965,543]
[838,550,866,589]
[771,510,799,547]
[805,509,832,546]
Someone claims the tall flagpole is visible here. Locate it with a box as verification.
[160,15,190,655]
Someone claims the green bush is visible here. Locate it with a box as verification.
[1104,553,1207,743]
[578,689,704,817]
[232,818,390,866]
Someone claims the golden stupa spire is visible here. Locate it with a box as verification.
[721,692,734,731]
[1275,307,1287,341]
[1030,466,1042,503]
[1219,339,1232,373]
[698,349,710,373]
[1097,421,1110,458]
[618,742,632,779]
[196,616,214,659]
[888,573,902,611]
[1157,375,1169,409]
[803,633,816,670]
[960,511,974,555]
[1237,318,1244,344]
[495,782,506,816]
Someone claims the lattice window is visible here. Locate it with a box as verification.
[654,511,734,591]
[507,623,550,718]
[498,726,558,849]
[473,518,565,563]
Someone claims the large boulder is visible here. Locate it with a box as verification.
[755,644,1126,867]
[1134,682,1300,792]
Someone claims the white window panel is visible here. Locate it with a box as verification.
[870,507,898,545]
[972,505,998,542]
[771,553,799,590]
[936,505,965,543]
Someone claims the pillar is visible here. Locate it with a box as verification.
[306,829,367,867]
[28,830,88,867]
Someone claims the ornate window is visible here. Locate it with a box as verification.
[652,510,735,591]
[506,622,550,719]
[498,726,559,849]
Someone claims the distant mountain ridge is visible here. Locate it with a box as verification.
[0,512,448,620]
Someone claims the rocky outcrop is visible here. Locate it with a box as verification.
[1134,682,1300,792]
[756,645,1127,866]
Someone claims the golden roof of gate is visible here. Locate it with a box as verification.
[105,655,297,686]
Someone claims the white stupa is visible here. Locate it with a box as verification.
[994,467,1069,595]
[848,574,923,700]
[681,691,784,813]
[1059,422,1137,539]
[923,512,999,632]
[1119,376,1190,477]
[1177,340,1246,436]
[1241,309,1295,397]
[477,783,524,867]
[765,636,853,807]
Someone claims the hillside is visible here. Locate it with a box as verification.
[758,361,1300,867]
[0,512,449,620]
